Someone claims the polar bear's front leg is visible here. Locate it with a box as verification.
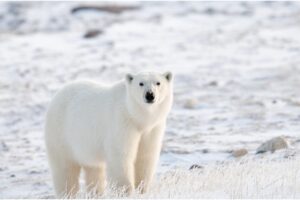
[107,159,135,194]
[135,124,165,193]
[106,131,141,195]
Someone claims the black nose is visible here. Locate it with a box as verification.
[145,91,155,103]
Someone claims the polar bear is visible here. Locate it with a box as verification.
[45,71,173,197]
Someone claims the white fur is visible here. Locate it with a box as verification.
[45,72,173,197]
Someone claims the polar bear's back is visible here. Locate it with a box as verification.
[45,80,126,165]
[46,80,117,128]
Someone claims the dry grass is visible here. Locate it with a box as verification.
[69,158,300,199]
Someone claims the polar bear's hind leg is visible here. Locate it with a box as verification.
[84,165,106,196]
[48,152,81,198]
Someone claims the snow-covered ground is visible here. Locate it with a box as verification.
[1,2,300,198]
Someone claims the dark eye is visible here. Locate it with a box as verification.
[139,82,144,87]
[156,82,160,86]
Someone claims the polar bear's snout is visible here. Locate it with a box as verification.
[145,90,155,103]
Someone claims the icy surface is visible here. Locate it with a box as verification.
[1,2,300,198]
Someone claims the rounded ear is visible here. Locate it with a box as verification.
[125,73,134,83]
[163,71,173,82]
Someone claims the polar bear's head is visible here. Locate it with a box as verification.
[125,72,173,106]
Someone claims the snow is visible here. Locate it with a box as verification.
[1,1,300,198]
